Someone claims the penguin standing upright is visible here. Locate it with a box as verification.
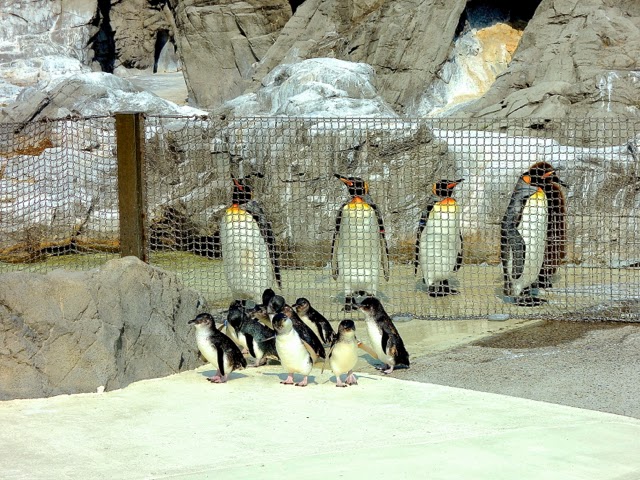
[528,162,568,289]
[355,297,409,374]
[220,173,281,303]
[415,179,464,297]
[332,174,390,310]
[501,163,564,306]
[227,301,279,367]
[327,319,359,387]
[292,297,335,345]
[272,312,314,387]
[188,313,247,383]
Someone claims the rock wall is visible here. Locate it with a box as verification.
[0,257,205,400]
[462,0,640,119]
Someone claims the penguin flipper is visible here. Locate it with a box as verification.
[301,340,318,364]
[244,333,256,358]
[454,231,464,272]
[372,203,390,281]
[415,205,432,275]
[245,200,282,288]
[216,346,226,377]
[331,205,345,280]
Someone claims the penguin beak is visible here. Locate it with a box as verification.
[447,179,464,189]
[335,174,353,187]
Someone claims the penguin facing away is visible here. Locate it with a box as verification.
[527,162,568,289]
[327,319,359,387]
[292,297,335,345]
[188,313,247,383]
[272,312,314,387]
[415,179,464,297]
[355,297,410,374]
[501,163,562,306]
[227,301,279,367]
[332,174,390,310]
[220,173,281,303]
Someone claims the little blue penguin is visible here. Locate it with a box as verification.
[355,297,410,374]
[227,301,279,367]
[327,319,359,387]
[292,297,335,345]
[272,312,314,387]
[188,313,247,383]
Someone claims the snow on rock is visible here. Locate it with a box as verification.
[220,58,398,118]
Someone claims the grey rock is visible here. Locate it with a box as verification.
[0,256,205,400]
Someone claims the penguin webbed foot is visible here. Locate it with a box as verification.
[251,357,267,368]
[514,295,547,307]
[427,281,458,297]
[294,376,309,387]
[345,371,358,385]
[343,292,374,311]
[281,374,295,385]
[207,374,227,383]
[376,364,394,374]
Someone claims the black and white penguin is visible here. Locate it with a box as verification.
[188,313,247,383]
[327,319,359,387]
[227,301,279,367]
[292,297,335,345]
[332,174,390,310]
[272,312,314,387]
[527,162,568,289]
[220,173,281,303]
[355,297,409,374]
[501,163,564,306]
[415,179,464,297]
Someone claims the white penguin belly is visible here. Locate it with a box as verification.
[365,319,393,366]
[276,329,313,375]
[298,314,321,342]
[420,204,460,286]
[337,205,381,295]
[220,207,275,302]
[513,191,548,296]
[196,330,231,374]
[330,341,358,376]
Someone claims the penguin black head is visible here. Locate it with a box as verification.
[337,319,356,336]
[433,179,463,197]
[249,304,270,322]
[271,312,292,333]
[292,297,310,315]
[355,296,385,316]
[267,294,286,315]
[188,312,215,327]
[226,301,246,329]
[335,174,369,197]
[230,172,264,205]
[262,288,276,307]
[522,162,566,188]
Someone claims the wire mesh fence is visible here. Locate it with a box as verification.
[2,115,639,321]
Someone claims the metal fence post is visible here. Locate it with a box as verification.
[115,112,147,262]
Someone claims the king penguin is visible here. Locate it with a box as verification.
[272,312,314,387]
[220,173,281,303]
[501,163,562,306]
[527,162,568,289]
[326,319,359,387]
[188,313,247,383]
[415,179,464,297]
[332,174,390,310]
[355,297,409,374]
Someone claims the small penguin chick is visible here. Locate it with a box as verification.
[188,313,247,383]
[327,319,359,387]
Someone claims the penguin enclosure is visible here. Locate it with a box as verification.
[1,115,639,322]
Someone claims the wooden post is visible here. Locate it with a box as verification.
[115,112,147,262]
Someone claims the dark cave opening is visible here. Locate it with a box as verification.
[89,0,116,73]
[153,29,172,74]
[455,0,542,37]
[289,0,305,15]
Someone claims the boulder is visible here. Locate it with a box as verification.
[169,0,292,107]
[0,256,205,400]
